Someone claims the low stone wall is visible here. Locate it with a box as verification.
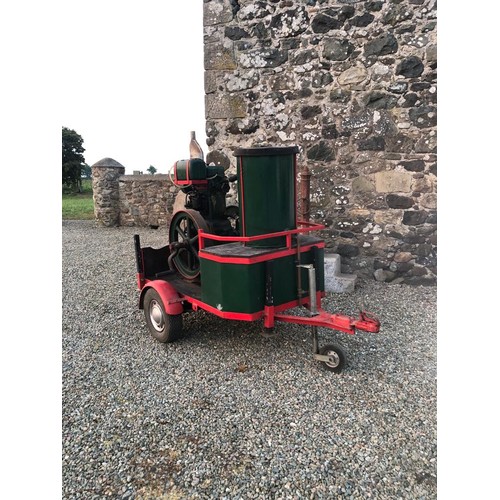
[91,159,176,229]
[118,174,176,228]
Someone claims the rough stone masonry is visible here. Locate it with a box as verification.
[203,0,437,285]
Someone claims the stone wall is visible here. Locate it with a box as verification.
[91,159,176,229]
[118,175,176,228]
[203,0,437,285]
[92,158,125,227]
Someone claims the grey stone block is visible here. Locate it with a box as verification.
[324,254,357,293]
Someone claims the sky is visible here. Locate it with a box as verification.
[60,1,207,174]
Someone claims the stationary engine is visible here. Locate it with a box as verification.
[170,158,238,236]
[168,158,238,279]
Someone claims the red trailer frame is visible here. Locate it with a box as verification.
[135,222,380,372]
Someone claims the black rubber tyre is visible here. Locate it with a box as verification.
[319,344,346,373]
[143,289,183,343]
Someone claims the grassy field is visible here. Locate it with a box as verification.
[62,179,94,220]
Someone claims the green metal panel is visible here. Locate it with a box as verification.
[200,259,265,314]
[200,246,324,314]
[234,147,299,248]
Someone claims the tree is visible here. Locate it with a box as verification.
[82,164,92,179]
[62,127,86,192]
[147,165,157,175]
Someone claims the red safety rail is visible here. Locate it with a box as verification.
[196,222,380,335]
[198,220,325,249]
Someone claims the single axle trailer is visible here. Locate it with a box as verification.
[134,145,380,372]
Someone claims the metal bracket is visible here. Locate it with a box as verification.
[260,328,279,338]
[313,353,335,363]
[297,264,318,316]
[166,297,185,305]
[297,263,321,355]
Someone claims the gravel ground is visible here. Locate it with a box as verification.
[62,219,437,499]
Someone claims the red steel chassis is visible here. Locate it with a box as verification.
[136,222,380,337]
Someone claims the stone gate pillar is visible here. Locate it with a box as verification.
[91,157,125,227]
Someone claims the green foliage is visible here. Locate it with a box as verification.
[80,179,93,194]
[62,179,94,219]
[82,164,92,179]
[62,127,86,191]
[147,165,157,175]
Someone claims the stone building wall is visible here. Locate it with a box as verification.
[203,0,437,284]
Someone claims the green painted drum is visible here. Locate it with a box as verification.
[234,146,299,247]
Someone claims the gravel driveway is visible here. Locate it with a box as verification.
[62,220,437,499]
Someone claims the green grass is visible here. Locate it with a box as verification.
[62,179,95,220]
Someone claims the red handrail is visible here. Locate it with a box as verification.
[198,220,325,250]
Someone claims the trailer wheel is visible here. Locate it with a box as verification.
[143,289,183,343]
[319,344,346,373]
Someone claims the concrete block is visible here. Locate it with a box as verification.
[324,254,357,293]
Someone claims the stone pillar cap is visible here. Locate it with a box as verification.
[91,157,125,168]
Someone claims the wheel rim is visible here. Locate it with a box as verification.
[149,299,165,332]
[169,210,209,280]
[324,350,340,368]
